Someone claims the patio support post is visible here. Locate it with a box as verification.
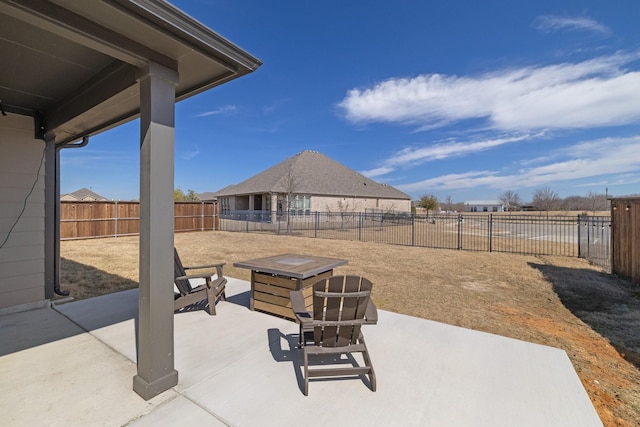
[133,62,179,400]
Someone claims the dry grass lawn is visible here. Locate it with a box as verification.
[60,231,640,426]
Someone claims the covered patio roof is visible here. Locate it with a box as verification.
[0,0,260,144]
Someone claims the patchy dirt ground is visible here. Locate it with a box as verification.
[60,231,640,426]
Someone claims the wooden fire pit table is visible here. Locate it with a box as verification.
[234,253,348,319]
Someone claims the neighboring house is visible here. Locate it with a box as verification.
[466,200,505,212]
[1,0,260,400]
[61,188,108,202]
[208,150,412,216]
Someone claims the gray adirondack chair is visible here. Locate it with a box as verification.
[290,275,378,395]
[174,248,227,315]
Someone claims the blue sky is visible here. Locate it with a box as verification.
[61,0,640,203]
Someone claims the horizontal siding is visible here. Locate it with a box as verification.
[0,217,44,233]
[0,187,45,203]
[0,136,46,172]
[0,244,43,263]
[0,231,45,248]
[0,259,45,283]
[0,114,47,309]
[0,202,44,219]
[0,285,44,310]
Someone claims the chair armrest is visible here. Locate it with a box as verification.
[182,263,225,281]
[183,262,226,270]
[176,272,224,282]
[290,290,313,326]
[364,299,378,324]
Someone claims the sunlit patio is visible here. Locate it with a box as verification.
[1,277,602,426]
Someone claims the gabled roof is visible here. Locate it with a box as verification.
[214,150,411,200]
[62,187,108,201]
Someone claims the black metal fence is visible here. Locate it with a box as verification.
[220,211,611,268]
[577,215,611,270]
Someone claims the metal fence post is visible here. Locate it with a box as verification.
[488,214,492,252]
[358,212,363,241]
[411,213,415,246]
[457,214,463,250]
[587,217,591,259]
[315,211,319,238]
[577,215,582,258]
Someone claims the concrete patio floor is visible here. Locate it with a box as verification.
[1,278,602,426]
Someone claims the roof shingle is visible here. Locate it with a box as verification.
[213,150,410,200]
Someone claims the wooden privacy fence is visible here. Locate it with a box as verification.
[60,201,218,240]
[610,197,640,284]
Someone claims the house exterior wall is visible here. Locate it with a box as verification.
[467,203,505,212]
[0,114,47,311]
[313,195,411,213]
[222,193,411,214]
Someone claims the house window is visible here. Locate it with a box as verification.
[288,195,311,215]
[492,207,498,212]
[220,197,230,214]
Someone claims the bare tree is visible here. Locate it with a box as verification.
[586,191,607,214]
[499,190,522,211]
[276,162,301,233]
[444,195,453,212]
[560,195,584,211]
[532,187,560,211]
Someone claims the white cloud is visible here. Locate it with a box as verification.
[196,105,237,117]
[533,15,611,35]
[360,166,395,178]
[389,133,536,165]
[396,135,640,194]
[339,52,640,132]
[182,145,200,160]
[397,171,502,193]
[361,132,538,178]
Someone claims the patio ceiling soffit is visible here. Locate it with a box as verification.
[0,0,261,145]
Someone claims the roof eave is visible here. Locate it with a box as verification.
[110,0,262,73]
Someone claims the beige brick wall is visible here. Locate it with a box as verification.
[313,196,410,213]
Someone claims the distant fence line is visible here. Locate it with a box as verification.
[60,205,611,270]
[60,201,217,240]
[220,211,611,270]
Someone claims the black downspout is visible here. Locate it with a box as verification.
[53,136,90,296]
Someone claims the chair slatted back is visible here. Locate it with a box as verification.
[174,248,193,296]
[312,275,372,347]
